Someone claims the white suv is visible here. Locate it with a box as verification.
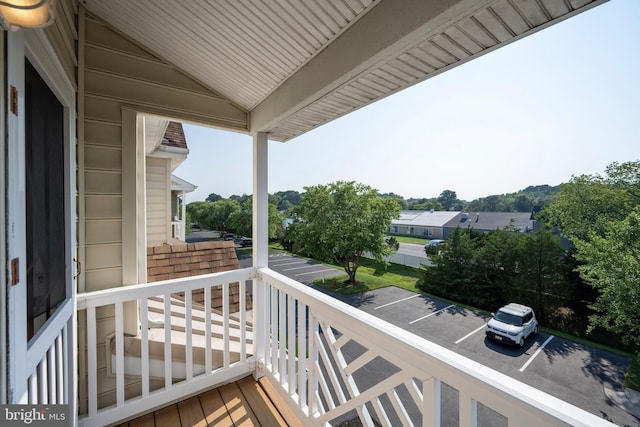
[485,303,538,347]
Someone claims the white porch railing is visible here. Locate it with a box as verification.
[76,268,254,427]
[76,266,615,427]
[170,220,183,241]
[257,267,615,427]
[26,297,74,407]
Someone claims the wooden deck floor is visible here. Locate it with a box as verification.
[114,376,302,427]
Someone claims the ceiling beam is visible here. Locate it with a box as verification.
[249,0,494,136]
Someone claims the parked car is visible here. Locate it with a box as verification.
[485,303,538,347]
[236,237,253,247]
[424,239,445,248]
[223,233,235,241]
[190,223,201,230]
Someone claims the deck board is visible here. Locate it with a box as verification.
[119,375,301,426]
[199,388,234,427]
[258,377,306,427]
[129,413,154,427]
[219,382,260,426]
[237,376,288,427]
[154,404,181,426]
[177,396,208,427]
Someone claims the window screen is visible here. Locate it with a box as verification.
[25,59,66,338]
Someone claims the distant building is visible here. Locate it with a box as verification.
[443,212,537,238]
[389,210,538,239]
[389,210,460,239]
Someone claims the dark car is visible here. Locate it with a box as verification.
[223,233,235,241]
[237,237,252,247]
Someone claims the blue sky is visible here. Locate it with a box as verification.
[175,0,640,203]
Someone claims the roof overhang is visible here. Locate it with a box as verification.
[83,0,607,142]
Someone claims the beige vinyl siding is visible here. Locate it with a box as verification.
[146,157,171,247]
[79,9,249,412]
[45,0,78,87]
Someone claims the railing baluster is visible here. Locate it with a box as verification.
[115,302,125,407]
[297,300,307,410]
[87,306,97,417]
[48,343,56,403]
[287,296,296,396]
[223,282,229,368]
[61,323,68,405]
[309,313,319,417]
[422,377,440,427]
[185,290,193,380]
[164,293,172,389]
[205,286,212,373]
[278,290,286,384]
[38,355,47,404]
[315,324,346,405]
[387,388,413,427]
[270,286,278,375]
[373,396,393,427]
[459,392,477,427]
[239,278,246,361]
[140,298,150,397]
[28,371,37,404]
[56,332,64,404]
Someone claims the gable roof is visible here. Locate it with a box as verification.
[162,122,188,150]
[444,212,536,232]
[171,174,197,193]
[393,210,461,228]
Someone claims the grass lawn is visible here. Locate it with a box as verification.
[390,235,428,245]
[314,257,422,294]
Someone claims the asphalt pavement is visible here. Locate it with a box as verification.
[235,249,639,425]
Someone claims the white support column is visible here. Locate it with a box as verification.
[181,190,187,240]
[252,131,269,377]
[121,110,145,335]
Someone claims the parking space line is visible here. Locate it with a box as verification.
[270,260,307,267]
[374,294,419,310]
[409,304,454,325]
[283,265,321,272]
[455,324,486,344]
[296,268,338,277]
[519,335,554,372]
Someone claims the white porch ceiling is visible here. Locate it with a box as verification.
[83,0,605,142]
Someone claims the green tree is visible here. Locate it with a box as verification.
[290,181,400,284]
[541,174,631,242]
[381,193,408,210]
[516,230,572,322]
[410,198,443,211]
[513,193,533,212]
[437,189,461,211]
[228,199,285,239]
[575,206,640,347]
[210,199,241,232]
[273,190,302,211]
[541,160,640,346]
[186,201,214,229]
[418,228,483,304]
[205,192,223,202]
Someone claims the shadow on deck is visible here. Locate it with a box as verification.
[114,375,302,427]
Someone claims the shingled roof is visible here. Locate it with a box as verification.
[161,121,187,150]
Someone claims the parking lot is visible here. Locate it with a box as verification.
[261,253,638,426]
